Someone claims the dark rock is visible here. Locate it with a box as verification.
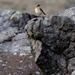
[37,43,66,75]
[25,16,70,75]
[25,16,70,54]
[25,7,75,75]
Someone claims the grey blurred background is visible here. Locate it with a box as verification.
[0,0,75,16]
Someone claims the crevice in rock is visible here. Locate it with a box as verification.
[0,35,15,43]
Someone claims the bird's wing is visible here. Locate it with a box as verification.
[40,8,46,15]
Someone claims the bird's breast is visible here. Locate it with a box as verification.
[35,8,41,14]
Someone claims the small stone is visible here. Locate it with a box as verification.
[2,64,6,66]
[71,70,75,75]
[36,71,40,75]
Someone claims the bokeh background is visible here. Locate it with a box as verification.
[0,0,75,16]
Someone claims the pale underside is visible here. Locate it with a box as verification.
[35,8,42,15]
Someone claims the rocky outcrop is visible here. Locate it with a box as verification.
[25,7,75,75]
[0,7,75,75]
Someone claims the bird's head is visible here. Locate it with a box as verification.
[37,4,40,7]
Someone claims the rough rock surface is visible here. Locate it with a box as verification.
[0,10,42,75]
[25,7,75,75]
[0,7,75,75]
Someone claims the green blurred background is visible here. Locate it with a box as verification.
[0,0,75,16]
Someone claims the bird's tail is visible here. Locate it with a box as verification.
[43,12,46,15]
[40,8,46,15]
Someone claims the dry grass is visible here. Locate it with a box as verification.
[0,0,75,16]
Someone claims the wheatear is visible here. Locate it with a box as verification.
[35,4,46,16]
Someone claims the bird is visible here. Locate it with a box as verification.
[35,4,46,16]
